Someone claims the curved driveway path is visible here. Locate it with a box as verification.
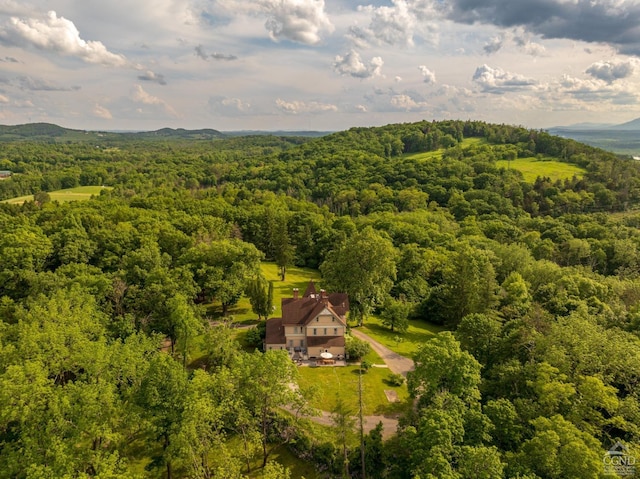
[350,329,415,376]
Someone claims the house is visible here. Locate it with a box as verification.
[0,171,12,179]
[265,281,349,360]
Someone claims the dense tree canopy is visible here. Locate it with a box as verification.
[1,120,640,477]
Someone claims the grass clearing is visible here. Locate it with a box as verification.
[218,262,322,323]
[358,316,444,357]
[2,185,112,204]
[402,138,487,162]
[403,149,444,161]
[496,156,585,182]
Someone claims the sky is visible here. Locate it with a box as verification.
[1,0,640,131]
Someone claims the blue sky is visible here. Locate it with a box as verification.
[0,0,640,131]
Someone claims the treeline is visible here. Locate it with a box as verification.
[2,121,640,217]
[0,120,640,477]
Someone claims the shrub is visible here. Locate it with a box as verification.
[388,373,405,386]
[245,321,267,349]
[345,335,371,360]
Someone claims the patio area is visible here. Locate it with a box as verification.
[290,350,347,367]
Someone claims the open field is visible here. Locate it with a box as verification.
[358,316,444,357]
[1,185,112,204]
[496,157,585,182]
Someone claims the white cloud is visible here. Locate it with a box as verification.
[418,65,436,84]
[217,0,333,45]
[522,41,546,56]
[93,104,112,119]
[209,96,252,115]
[390,94,429,111]
[131,84,178,117]
[0,11,127,66]
[275,98,337,114]
[350,0,439,48]
[358,1,415,47]
[586,59,637,83]
[333,50,383,79]
[472,64,538,93]
[0,93,8,103]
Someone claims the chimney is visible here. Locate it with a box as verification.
[320,289,328,305]
[293,288,299,299]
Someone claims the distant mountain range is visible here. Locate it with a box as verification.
[548,118,640,156]
[0,122,330,142]
[0,123,227,142]
[551,117,640,131]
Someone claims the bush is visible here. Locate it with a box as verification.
[388,373,405,386]
[346,335,371,360]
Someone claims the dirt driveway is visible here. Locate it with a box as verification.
[350,329,414,376]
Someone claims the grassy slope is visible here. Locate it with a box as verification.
[403,138,586,184]
[496,157,585,182]
[358,315,444,357]
[1,185,112,204]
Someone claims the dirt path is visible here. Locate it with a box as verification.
[350,329,415,376]
[309,410,399,439]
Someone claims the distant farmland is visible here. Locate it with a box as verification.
[496,157,585,182]
[1,186,112,204]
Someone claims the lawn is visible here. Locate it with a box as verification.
[358,315,444,357]
[297,347,410,416]
[496,156,585,182]
[1,185,112,204]
[217,262,322,323]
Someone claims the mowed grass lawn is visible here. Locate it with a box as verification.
[297,347,410,416]
[358,315,444,357]
[496,156,585,182]
[1,185,112,204]
[220,262,322,323]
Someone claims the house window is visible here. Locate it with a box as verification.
[332,317,335,322]
[300,339,304,347]
[316,318,319,322]
[294,326,298,333]
[289,340,293,347]
[334,328,338,335]
[313,329,317,335]
[324,328,327,335]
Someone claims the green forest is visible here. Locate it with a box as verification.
[1,120,640,478]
